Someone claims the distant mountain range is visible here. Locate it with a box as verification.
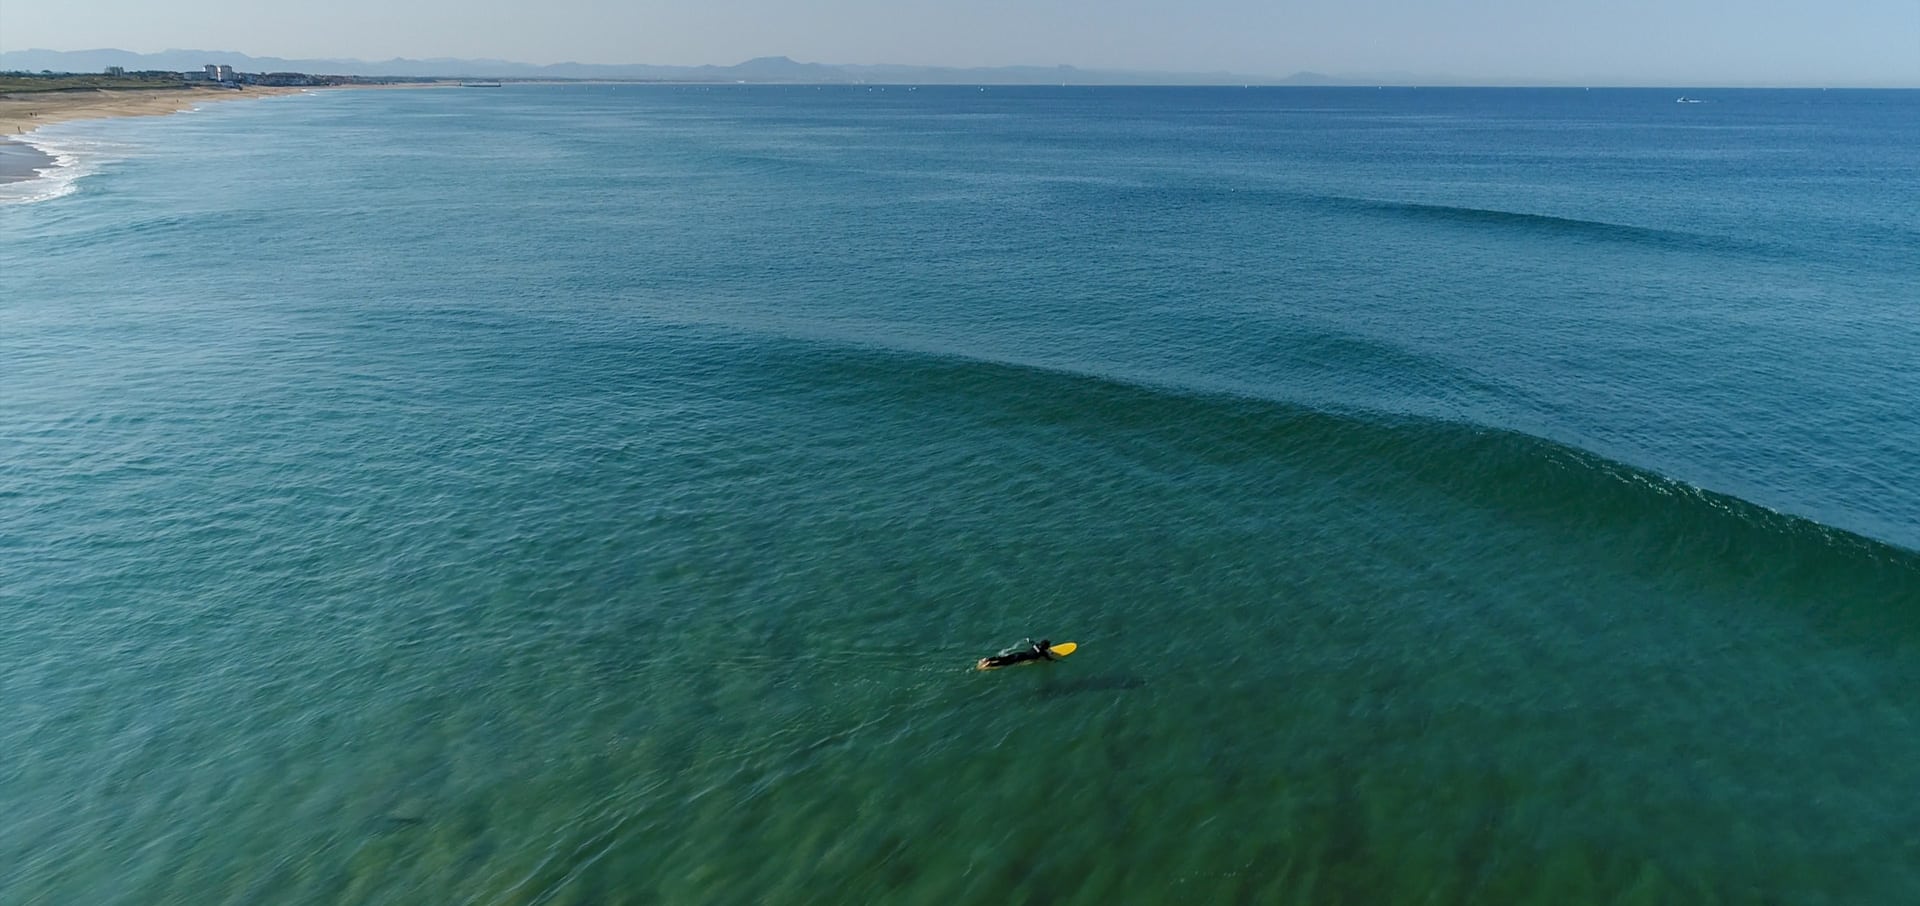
[0,48,1348,85]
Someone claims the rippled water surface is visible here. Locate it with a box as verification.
[3,86,1918,904]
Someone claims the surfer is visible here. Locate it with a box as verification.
[977,638,1056,670]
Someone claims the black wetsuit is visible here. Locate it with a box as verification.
[982,640,1054,668]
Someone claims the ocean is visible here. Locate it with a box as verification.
[2,85,1917,904]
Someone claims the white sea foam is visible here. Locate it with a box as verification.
[1,92,317,205]
[0,130,132,205]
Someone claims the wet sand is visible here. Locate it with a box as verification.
[0,137,54,183]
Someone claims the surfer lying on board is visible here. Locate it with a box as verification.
[977,638,1055,670]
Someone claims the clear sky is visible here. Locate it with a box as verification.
[5,0,1918,85]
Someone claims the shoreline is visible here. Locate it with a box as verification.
[0,136,54,183]
[0,86,308,186]
[0,84,445,189]
[0,85,312,139]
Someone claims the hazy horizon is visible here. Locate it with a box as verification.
[5,0,1919,87]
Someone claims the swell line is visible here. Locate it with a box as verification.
[1318,196,1740,251]
[754,334,1920,596]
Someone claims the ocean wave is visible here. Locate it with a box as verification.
[1017,180,1779,258]
[0,137,80,204]
[1316,196,1768,255]
[769,336,1920,604]
[0,132,126,205]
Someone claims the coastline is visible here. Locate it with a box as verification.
[0,85,311,139]
[0,86,307,187]
[0,136,54,183]
[0,84,447,190]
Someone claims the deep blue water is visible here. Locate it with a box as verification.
[3,85,1918,904]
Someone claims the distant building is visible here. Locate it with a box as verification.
[105,66,126,76]
[205,64,235,82]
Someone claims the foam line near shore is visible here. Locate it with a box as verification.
[0,131,114,204]
[0,136,54,183]
[0,87,312,203]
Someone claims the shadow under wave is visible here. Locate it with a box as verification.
[753,335,1920,649]
[1316,195,1771,256]
[1027,178,1777,257]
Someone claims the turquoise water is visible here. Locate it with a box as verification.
[3,86,1919,904]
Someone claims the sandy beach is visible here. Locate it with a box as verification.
[0,85,314,138]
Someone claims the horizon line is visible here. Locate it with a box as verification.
[4,48,1917,90]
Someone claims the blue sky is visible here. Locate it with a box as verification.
[5,0,1917,84]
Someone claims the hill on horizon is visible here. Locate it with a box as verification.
[0,48,1315,85]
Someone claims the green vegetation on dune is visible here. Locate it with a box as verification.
[0,74,194,93]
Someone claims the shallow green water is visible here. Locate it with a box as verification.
[3,86,1918,903]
